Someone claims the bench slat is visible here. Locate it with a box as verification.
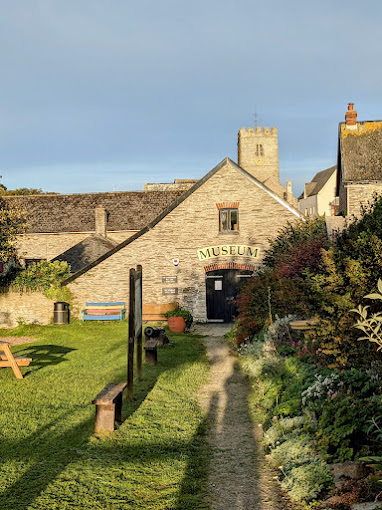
[84,309,122,315]
[86,302,125,307]
[92,382,127,405]
[83,315,123,321]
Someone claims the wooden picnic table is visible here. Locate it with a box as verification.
[0,340,31,379]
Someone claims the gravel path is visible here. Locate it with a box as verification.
[195,325,297,510]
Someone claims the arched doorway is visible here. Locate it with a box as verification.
[205,264,254,322]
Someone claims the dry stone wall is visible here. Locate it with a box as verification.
[0,291,54,328]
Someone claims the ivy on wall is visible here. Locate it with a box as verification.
[9,260,72,302]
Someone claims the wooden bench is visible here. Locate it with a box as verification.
[144,340,158,366]
[0,341,32,379]
[92,382,127,432]
[82,302,126,322]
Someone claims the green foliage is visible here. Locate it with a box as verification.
[352,279,382,350]
[239,335,333,503]
[281,460,333,502]
[236,196,382,368]
[305,198,382,368]
[263,216,330,271]
[10,260,71,296]
[235,217,329,344]
[238,330,382,504]
[0,197,27,262]
[264,416,305,449]
[0,185,57,195]
[165,305,193,330]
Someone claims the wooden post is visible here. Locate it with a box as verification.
[136,265,143,380]
[127,265,143,399]
[127,268,135,400]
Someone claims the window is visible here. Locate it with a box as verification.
[255,144,264,157]
[24,258,46,268]
[219,208,239,232]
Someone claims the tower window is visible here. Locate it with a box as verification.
[219,208,239,232]
[255,144,264,157]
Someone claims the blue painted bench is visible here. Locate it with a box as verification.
[82,302,126,321]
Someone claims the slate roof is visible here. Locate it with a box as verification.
[62,158,302,285]
[339,121,382,181]
[299,166,337,199]
[51,235,118,273]
[5,191,185,233]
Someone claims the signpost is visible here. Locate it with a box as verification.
[127,265,142,400]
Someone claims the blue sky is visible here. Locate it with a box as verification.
[1,1,381,197]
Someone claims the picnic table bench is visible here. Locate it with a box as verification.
[0,340,32,379]
[82,302,126,321]
[92,382,127,432]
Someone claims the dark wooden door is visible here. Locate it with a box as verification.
[206,270,252,322]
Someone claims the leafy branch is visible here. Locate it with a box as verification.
[351,279,382,350]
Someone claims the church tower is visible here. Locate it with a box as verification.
[237,126,297,206]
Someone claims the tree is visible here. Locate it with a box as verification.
[0,186,57,195]
[0,198,27,262]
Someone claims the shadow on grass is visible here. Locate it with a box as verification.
[121,342,195,421]
[0,411,94,510]
[15,344,76,375]
[0,334,210,509]
[173,394,217,510]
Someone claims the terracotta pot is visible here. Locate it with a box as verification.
[168,316,186,333]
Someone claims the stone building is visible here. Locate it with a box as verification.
[9,190,183,269]
[298,166,337,217]
[338,103,382,217]
[6,126,301,324]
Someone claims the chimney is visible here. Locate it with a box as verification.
[286,180,293,203]
[345,103,357,129]
[95,204,107,237]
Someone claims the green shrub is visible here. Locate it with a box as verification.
[268,437,315,472]
[264,416,305,448]
[235,217,330,344]
[9,260,72,300]
[282,460,333,502]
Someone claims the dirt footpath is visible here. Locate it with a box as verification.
[195,325,297,510]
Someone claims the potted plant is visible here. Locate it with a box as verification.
[165,306,193,333]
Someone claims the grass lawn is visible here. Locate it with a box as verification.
[0,322,209,510]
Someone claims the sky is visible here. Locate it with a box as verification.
[1,1,382,197]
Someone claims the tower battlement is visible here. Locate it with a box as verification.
[237,125,280,188]
[238,127,278,138]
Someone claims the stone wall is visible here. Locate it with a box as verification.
[67,161,300,322]
[347,182,382,217]
[16,233,92,262]
[0,290,54,328]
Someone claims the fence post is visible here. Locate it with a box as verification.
[127,268,135,400]
[136,265,143,380]
[127,265,143,399]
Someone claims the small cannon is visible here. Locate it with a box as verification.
[144,326,169,346]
